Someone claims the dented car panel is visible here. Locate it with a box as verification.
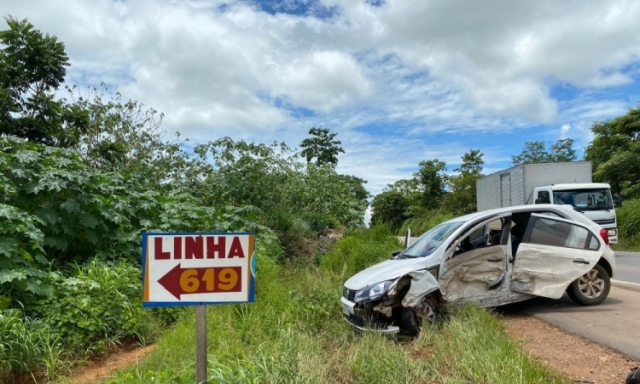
[512,243,601,299]
[341,204,616,335]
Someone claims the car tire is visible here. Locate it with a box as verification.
[567,264,610,306]
[400,296,439,336]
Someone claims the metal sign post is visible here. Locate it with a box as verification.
[141,232,256,384]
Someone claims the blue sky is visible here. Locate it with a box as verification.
[4,0,640,196]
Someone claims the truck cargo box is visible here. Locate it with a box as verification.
[476,161,592,211]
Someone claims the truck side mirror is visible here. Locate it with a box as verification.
[614,194,623,208]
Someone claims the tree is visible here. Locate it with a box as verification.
[511,141,549,165]
[549,138,577,162]
[414,159,447,210]
[299,127,345,167]
[512,139,577,165]
[585,104,640,197]
[370,190,409,229]
[0,16,88,146]
[443,149,484,214]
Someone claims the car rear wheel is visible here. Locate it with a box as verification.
[400,296,439,336]
[567,264,610,305]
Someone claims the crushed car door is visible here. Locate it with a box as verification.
[439,215,511,304]
[511,214,602,299]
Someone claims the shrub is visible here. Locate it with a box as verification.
[26,260,161,356]
[320,225,401,276]
[615,198,640,250]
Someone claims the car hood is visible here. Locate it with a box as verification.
[344,257,427,290]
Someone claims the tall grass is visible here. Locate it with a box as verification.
[0,309,63,381]
[614,198,640,251]
[397,210,457,237]
[92,232,567,384]
[320,225,401,276]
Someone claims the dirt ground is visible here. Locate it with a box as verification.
[60,344,156,384]
[501,313,639,384]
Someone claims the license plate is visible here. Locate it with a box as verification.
[341,299,355,316]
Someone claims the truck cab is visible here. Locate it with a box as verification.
[532,183,619,244]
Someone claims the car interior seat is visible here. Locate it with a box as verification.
[510,224,526,256]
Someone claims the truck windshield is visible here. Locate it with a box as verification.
[553,189,613,211]
[400,221,464,258]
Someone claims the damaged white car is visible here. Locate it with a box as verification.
[341,204,616,335]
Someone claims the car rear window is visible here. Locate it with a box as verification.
[529,218,591,249]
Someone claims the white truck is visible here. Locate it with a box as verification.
[476,161,620,244]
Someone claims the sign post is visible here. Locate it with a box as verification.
[141,232,256,383]
[196,305,207,383]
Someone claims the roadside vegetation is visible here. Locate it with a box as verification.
[612,199,640,251]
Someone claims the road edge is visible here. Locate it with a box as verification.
[611,279,640,292]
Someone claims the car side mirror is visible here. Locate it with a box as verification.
[614,194,623,208]
[391,249,403,257]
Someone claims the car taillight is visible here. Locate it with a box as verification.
[600,228,610,245]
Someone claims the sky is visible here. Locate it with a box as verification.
[3,0,640,198]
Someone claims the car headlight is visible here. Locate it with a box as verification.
[354,280,393,303]
[607,229,617,237]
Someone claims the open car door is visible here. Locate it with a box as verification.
[439,214,511,304]
[511,214,603,299]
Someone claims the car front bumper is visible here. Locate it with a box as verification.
[340,296,400,335]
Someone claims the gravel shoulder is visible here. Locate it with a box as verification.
[501,313,639,384]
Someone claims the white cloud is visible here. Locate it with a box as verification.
[3,0,640,196]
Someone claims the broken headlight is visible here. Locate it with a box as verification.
[354,280,393,303]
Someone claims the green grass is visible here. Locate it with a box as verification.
[0,309,65,382]
[72,232,569,384]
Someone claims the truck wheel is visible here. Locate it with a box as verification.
[567,264,610,305]
[400,297,439,336]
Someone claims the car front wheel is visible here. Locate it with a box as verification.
[400,296,439,336]
[567,264,610,305]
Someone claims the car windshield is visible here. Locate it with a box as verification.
[553,189,613,211]
[400,221,464,258]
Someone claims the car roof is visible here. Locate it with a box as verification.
[440,204,581,225]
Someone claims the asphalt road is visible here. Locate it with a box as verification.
[613,250,640,284]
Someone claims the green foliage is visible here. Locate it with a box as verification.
[299,127,345,168]
[443,149,484,215]
[27,260,162,356]
[585,104,640,197]
[320,225,401,276]
[414,158,447,210]
[613,199,640,250]
[0,309,62,378]
[370,190,409,229]
[0,16,89,146]
[397,210,456,236]
[512,138,577,165]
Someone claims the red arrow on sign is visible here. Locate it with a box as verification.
[158,264,242,299]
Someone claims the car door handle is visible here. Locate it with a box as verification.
[487,257,502,262]
[573,258,590,265]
